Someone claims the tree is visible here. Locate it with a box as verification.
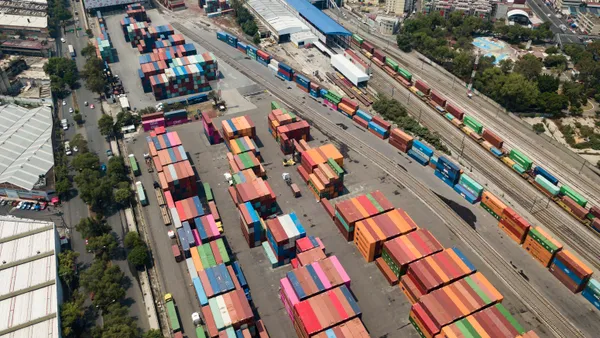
[124,232,143,249]
[72,152,100,172]
[139,106,157,115]
[513,54,543,80]
[73,113,83,125]
[499,73,540,111]
[533,123,546,134]
[545,46,559,54]
[55,178,72,197]
[81,43,96,58]
[562,81,586,107]
[253,32,261,45]
[107,156,128,184]
[452,51,474,80]
[97,303,139,338]
[85,28,93,37]
[98,114,115,137]
[114,188,133,206]
[70,134,89,153]
[81,261,126,310]
[499,59,513,74]
[127,244,149,267]
[537,92,568,116]
[60,291,86,338]
[396,32,413,52]
[116,111,141,129]
[85,75,107,96]
[143,330,163,338]
[537,74,560,93]
[544,54,568,71]
[87,233,118,257]
[76,217,110,239]
[58,250,80,291]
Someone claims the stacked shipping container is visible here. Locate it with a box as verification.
[549,250,593,293]
[175,196,204,223]
[388,128,413,153]
[437,303,526,338]
[381,229,444,279]
[227,152,265,177]
[239,201,264,248]
[499,207,531,244]
[222,116,256,141]
[159,160,197,199]
[333,190,394,241]
[523,226,563,267]
[234,178,277,217]
[264,213,306,267]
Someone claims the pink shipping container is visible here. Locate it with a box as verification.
[166,116,189,127]
[142,117,165,132]
[192,229,201,246]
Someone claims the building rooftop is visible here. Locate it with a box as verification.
[0,216,59,338]
[284,0,351,36]
[248,0,309,36]
[0,104,54,191]
[0,0,48,17]
[83,0,142,9]
[0,14,47,29]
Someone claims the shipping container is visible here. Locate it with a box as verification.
[415,80,431,95]
[202,289,254,337]
[480,191,507,220]
[265,213,306,266]
[412,139,433,158]
[499,207,531,244]
[438,303,525,338]
[559,185,587,208]
[523,226,563,267]
[534,174,560,196]
[482,129,503,149]
[334,190,394,241]
[508,149,533,171]
[430,91,446,107]
[532,166,559,186]
[165,294,181,332]
[445,103,464,120]
[582,278,600,311]
[382,229,444,278]
[463,116,483,134]
[549,249,592,293]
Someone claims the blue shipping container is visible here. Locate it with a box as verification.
[237,41,247,50]
[320,88,328,97]
[435,106,445,113]
[226,34,237,47]
[435,170,459,187]
[552,258,585,285]
[408,149,429,166]
[436,156,461,180]
[257,58,269,67]
[356,109,372,122]
[310,89,319,98]
[368,121,389,137]
[533,166,559,186]
[413,139,434,158]
[232,261,248,288]
[583,288,600,311]
[183,221,196,247]
[277,72,292,81]
[454,183,480,204]
[490,147,503,157]
[279,62,293,73]
[295,74,310,88]
[193,277,208,305]
[217,32,227,41]
[246,45,257,53]
[177,228,190,258]
[452,247,476,271]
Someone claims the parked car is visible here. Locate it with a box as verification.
[34,204,41,211]
[12,201,18,207]
[61,38,66,43]
[16,201,23,209]
[90,104,95,109]
[84,101,88,106]
[69,107,74,113]
[41,202,47,210]
[106,149,113,158]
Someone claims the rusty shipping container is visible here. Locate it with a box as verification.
[482,129,504,149]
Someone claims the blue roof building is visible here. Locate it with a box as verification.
[285,0,351,36]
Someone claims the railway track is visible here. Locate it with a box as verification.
[368,65,600,273]
[345,26,600,209]
[172,21,584,338]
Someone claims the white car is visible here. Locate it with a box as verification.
[167,230,175,239]
[73,146,79,153]
[69,107,74,113]
[191,312,201,325]
[64,141,72,156]
[60,38,66,43]
[16,201,23,209]
[62,100,66,106]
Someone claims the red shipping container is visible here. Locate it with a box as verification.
[340,97,359,110]
[415,80,431,95]
[430,91,446,107]
[352,115,369,128]
[278,68,292,77]
[445,103,464,121]
[590,206,600,218]
[371,116,391,131]
[362,41,374,53]
[562,196,588,219]
[373,49,386,63]
[257,50,270,59]
[389,138,410,153]
[321,198,335,220]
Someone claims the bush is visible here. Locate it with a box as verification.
[532,123,545,134]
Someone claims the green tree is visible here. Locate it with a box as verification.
[116,111,141,129]
[58,250,80,291]
[107,156,128,184]
[73,113,83,125]
[537,74,560,93]
[72,152,100,172]
[60,291,86,338]
[537,92,568,116]
[562,81,586,107]
[396,32,413,52]
[143,329,163,338]
[513,54,543,80]
[44,57,79,89]
[85,28,93,37]
[76,217,110,239]
[127,244,149,267]
[544,54,568,70]
[499,73,540,111]
[124,232,143,249]
[87,233,119,257]
[98,114,115,137]
[85,75,107,96]
[81,43,96,58]
[55,178,73,197]
[139,106,157,115]
[75,173,114,210]
[532,123,546,134]
[70,133,89,153]
[253,32,261,45]
[81,261,126,310]
[452,51,474,80]
[545,46,559,54]
[499,59,513,74]
[114,188,133,206]
[97,303,139,338]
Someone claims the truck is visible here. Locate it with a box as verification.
[68,45,75,58]
[135,181,148,206]
[119,96,130,111]
[129,154,140,176]
[164,294,181,333]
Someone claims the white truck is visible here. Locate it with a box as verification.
[119,96,130,111]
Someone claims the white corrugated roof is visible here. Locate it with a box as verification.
[247,0,309,36]
[0,216,58,338]
[0,104,54,191]
[331,54,370,85]
[0,14,47,29]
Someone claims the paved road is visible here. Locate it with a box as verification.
[58,3,150,331]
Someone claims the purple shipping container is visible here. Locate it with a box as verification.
[362,41,374,53]
[192,229,201,247]
[373,49,386,63]
[166,116,189,127]
[143,118,165,132]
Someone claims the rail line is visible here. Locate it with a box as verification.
[345,28,600,209]
[368,64,600,273]
[173,21,584,338]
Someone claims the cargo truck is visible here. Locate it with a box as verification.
[135,181,148,206]
[164,293,181,332]
[68,45,75,58]
[129,154,140,176]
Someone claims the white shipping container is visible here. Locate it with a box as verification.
[268,63,278,73]
[269,59,279,68]
[186,258,199,280]
[330,55,369,86]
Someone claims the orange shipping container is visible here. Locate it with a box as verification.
[481,191,507,219]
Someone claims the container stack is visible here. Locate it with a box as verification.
[463,116,483,135]
[307,159,345,200]
[323,91,342,110]
[333,190,394,241]
[409,272,504,338]
[221,116,256,142]
[368,116,391,139]
[549,250,592,293]
[246,44,257,60]
[295,73,310,93]
[408,139,433,166]
[388,128,413,152]
[126,3,148,21]
[202,111,222,144]
[352,109,371,128]
[400,247,476,304]
[156,145,188,167]
[192,215,221,244]
[263,213,306,267]
[294,237,326,267]
[227,136,260,159]
[438,303,526,338]
[239,201,265,248]
[280,256,351,319]
[454,173,483,204]
[190,238,231,273]
[227,152,265,177]
[300,144,343,176]
[95,38,116,63]
[290,285,362,338]
[434,156,461,187]
[142,111,165,132]
[175,196,204,223]
[195,264,237,304]
[499,207,531,244]
[523,226,563,267]
[268,107,298,138]
[337,97,358,117]
[480,191,507,220]
[353,208,419,262]
[381,229,444,282]
[159,160,196,200]
[278,63,294,81]
[150,63,211,100]
[202,289,254,337]
[231,169,257,186]
[277,121,310,155]
[256,50,271,66]
[415,80,431,96]
[234,178,277,217]
[163,109,188,127]
[309,82,320,98]
[582,278,600,311]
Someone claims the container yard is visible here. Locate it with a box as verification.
[125,50,600,337]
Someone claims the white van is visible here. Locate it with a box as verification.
[64,141,72,156]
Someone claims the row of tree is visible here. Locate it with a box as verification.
[47,0,73,38]
[44,57,79,99]
[230,0,261,44]
[373,96,449,153]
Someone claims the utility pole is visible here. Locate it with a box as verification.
[458,134,466,161]
[466,51,480,96]
[579,160,586,174]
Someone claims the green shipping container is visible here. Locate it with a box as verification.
[196,326,207,338]
[202,243,217,267]
[327,158,344,178]
[385,58,399,71]
[203,182,213,201]
[398,68,412,81]
[271,101,280,110]
[325,93,341,105]
[534,175,559,196]
[381,248,401,277]
[512,163,526,175]
[481,202,500,220]
[463,116,483,134]
[215,238,231,264]
[352,34,364,44]
[166,300,181,332]
[459,174,483,197]
[508,149,533,171]
[527,228,560,254]
[560,185,587,207]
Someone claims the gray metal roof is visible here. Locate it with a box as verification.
[0,104,53,191]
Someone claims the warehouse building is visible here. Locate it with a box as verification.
[246,0,317,45]
[330,54,369,86]
[0,14,48,39]
[84,0,149,11]
[0,216,62,338]
[0,104,55,200]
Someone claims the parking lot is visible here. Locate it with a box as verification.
[124,87,572,337]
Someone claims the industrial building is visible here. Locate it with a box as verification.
[330,54,369,86]
[0,0,49,39]
[0,216,62,338]
[246,0,318,45]
[578,12,600,35]
[422,0,497,19]
[84,0,149,11]
[0,104,55,200]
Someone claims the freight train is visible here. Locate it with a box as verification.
[350,33,600,233]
